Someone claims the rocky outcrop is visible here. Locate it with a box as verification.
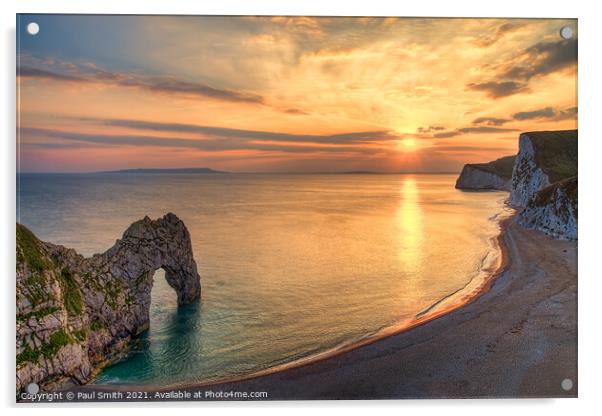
[16,213,201,393]
[507,130,577,240]
[518,177,577,240]
[455,155,515,191]
[455,129,578,240]
[509,130,577,207]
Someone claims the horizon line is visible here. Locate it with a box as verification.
[17,170,462,175]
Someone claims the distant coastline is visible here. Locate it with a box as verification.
[98,167,228,174]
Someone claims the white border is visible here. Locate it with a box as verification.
[2,1,601,414]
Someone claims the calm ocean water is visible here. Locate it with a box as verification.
[17,173,506,386]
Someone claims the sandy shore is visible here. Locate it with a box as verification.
[70,215,577,400]
[173,216,577,399]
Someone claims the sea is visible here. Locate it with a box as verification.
[17,173,506,386]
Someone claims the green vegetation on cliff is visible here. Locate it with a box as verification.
[529,176,578,219]
[527,130,578,183]
[58,267,84,315]
[72,328,87,342]
[17,224,85,315]
[16,329,74,366]
[17,224,52,306]
[468,155,516,180]
[16,224,49,273]
[16,306,61,323]
[16,224,49,306]
[90,319,106,331]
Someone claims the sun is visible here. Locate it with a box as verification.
[399,138,418,151]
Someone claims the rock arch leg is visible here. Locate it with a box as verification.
[16,213,202,392]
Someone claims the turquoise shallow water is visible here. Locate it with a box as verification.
[17,173,505,385]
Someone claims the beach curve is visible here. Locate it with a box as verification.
[180,215,577,399]
[68,206,577,399]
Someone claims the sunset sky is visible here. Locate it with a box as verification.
[17,15,577,173]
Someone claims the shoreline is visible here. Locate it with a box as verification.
[68,212,577,399]
[187,215,576,398]
[75,204,523,396]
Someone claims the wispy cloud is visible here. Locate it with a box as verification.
[18,62,265,104]
[466,81,529,99]
[499,39,577,80]
[20,126,395,155]
[283,108,310,115]
[74,117,399,145]
[466,38,577,99]
[472,117,511,126]
[430,126,518,138]
[513,106,577,121]
[472,22,524,48]
[431,145,512,153]
[18,66,88,83]
[416,125,446,134]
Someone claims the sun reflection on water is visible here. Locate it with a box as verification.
[396,177,424,273]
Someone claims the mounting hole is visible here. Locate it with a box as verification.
[26,22,40,36]
[561,378,573,391]
[26,382,40,394]
[560,26,573,40]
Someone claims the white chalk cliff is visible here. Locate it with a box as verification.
[508,130,577,240]
[455,156,515,191]
[456,130,577,240]
[518,177,577,240]
[509,134,550,206]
